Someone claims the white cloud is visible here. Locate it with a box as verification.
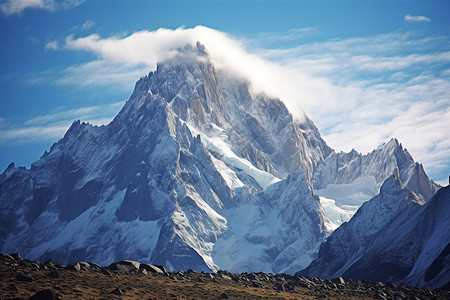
[45,40,58,50]
[405,14,430,23]
[0,0,85,15]
[63,26,310,121]
[41,26,449,183]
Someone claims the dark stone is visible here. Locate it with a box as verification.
[331,277,345,285]
[274,283,285,291]
[140,263,164,274]
[109,260,140,272]
[65,263,81,271]
[88,262,101,269]
[140,269,148,275]
[221,292,229,298]
[30,289,59,300]
[109,288,125,295]
[78,262,90,270]
[101,268,112,276]
[49,270,59,278]
[10,253,22,261]
[153,264,168,274]
[44,259,62,268]
[1,253,15,261]
[16,273,32,282]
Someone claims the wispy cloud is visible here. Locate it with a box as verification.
[25,60,149,93]
[0,102,123,144]
[81,20,94,31]
[258,31,449,183]
[253,27,319,46]
[405,14,430,23]
[45,40,58,50]
[0,0,85,15]
[37,26,450,183]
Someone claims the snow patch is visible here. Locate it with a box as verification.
[320,197,356,231]
[315,176,376,230]
[188,123,281,190]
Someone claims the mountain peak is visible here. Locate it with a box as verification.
[0,42,441,283]
[157,41,211,72]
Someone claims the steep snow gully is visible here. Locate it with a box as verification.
[0,42,445,287]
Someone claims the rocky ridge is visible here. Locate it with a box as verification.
[1,253,449,300]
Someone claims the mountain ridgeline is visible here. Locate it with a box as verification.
[0,42,445,287]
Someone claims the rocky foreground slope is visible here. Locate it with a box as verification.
[1,253,449,300]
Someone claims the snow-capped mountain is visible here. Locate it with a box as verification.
[0,42,441,277]
[314,139,440,230]
[0,43,328,273]
[298,177,449,289]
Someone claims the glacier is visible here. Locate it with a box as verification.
[0,42,443,281]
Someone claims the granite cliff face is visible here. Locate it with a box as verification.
[0,42,442,281]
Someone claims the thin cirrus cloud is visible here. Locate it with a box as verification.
[0,0,85,15]
[0,102,124,144]
[35,26,450,183]
[404,14,431,23]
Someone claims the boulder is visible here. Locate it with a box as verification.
[1,253,15,261]
[109,287,126,295]
[140,269,148,275]
[44,259,63,269]
[140,263,164,274]
[10,253,22,261]
[65,263,81,271]
[153,264,168,274]
[331,277,345,285]
[109,260,140,272]
[89,262,102,269]
[78,262,90,270]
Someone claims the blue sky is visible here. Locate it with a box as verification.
[0,0,449,185]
